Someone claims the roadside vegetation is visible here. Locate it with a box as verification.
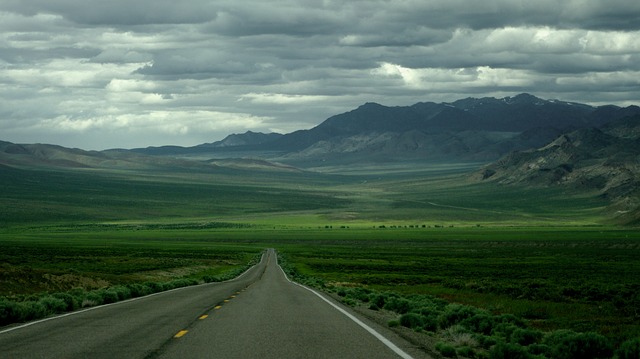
[276,229,640,359]
[0,232,262,326]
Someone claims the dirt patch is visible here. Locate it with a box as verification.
[129,265,211,281]
[42,273,109,290]
[0,264,110,296]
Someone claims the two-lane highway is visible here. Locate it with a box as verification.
[0,249,426,358]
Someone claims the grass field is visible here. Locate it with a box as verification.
[1,162,638,357]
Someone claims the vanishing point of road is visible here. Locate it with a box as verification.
[0,249,429,358]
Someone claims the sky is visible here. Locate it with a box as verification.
[1,1,639,150]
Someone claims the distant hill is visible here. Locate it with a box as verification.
[203,131,283,148]
[131,131,283,156]
[0,140,297,173]
[474,114,640,224]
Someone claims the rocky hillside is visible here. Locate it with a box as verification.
[475,115,640,224]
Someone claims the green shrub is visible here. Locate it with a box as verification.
[439,304,484,329]
[526,343,551,357]
[144,281,165,293]
[456,346,476,358]
[126,283,153,297]
[52,292,80,311]
[422,314,439,332]
[83,291,103,307]
[615,338,640,359]
[341,298,356,306]
[0,299,20,325]
[494,314,526,328]
[110,286,132,301]
[388,319,400,327]
[399,313,424,329]
[544,330,612,359]
[384,297,412,314]
[38,296,67,314]
[347,287,371,302]
[476,335,498,350]
[202,275,216,283]
[489,314,527,341]
[509,328,542,346]
[489,342,530,359]
[460,312,496,335]
[99,289,119,304]
[18,301,47,322]
[370,294,386,309]
[436,342,458,358]
[492,323,521,341]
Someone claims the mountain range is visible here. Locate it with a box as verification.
[132,93,640,165]
[2,93,640,222]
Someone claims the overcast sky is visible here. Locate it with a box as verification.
[1,0,639,149]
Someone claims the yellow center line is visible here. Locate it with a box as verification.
[199,315,208,320]
[174,330,189,338]
[214,305,222,309]
[223,299,230,303]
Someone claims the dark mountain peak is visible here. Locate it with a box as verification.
[410,101,441,110]
[358,102,385,109]
[508,93,543,104]
[450,96,500,110]
[451,93,547,109]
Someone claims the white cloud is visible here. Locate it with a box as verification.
[372,63,535,90]
[239,92,334,104]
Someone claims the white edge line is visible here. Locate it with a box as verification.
[275,252,414,359]
[0,250,267,335]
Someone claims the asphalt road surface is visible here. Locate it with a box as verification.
[0,249,427,358]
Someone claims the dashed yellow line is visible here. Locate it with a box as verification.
[173,292,245,340]
[174,330,189,338]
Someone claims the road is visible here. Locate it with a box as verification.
[0,249,426,359]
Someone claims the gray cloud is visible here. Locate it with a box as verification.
[0,0,217,25]
[0,1,639,149]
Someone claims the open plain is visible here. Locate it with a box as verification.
[1,156,639,358]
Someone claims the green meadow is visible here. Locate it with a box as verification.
[1,163,639,357]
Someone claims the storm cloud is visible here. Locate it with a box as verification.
[1,0,639,149]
